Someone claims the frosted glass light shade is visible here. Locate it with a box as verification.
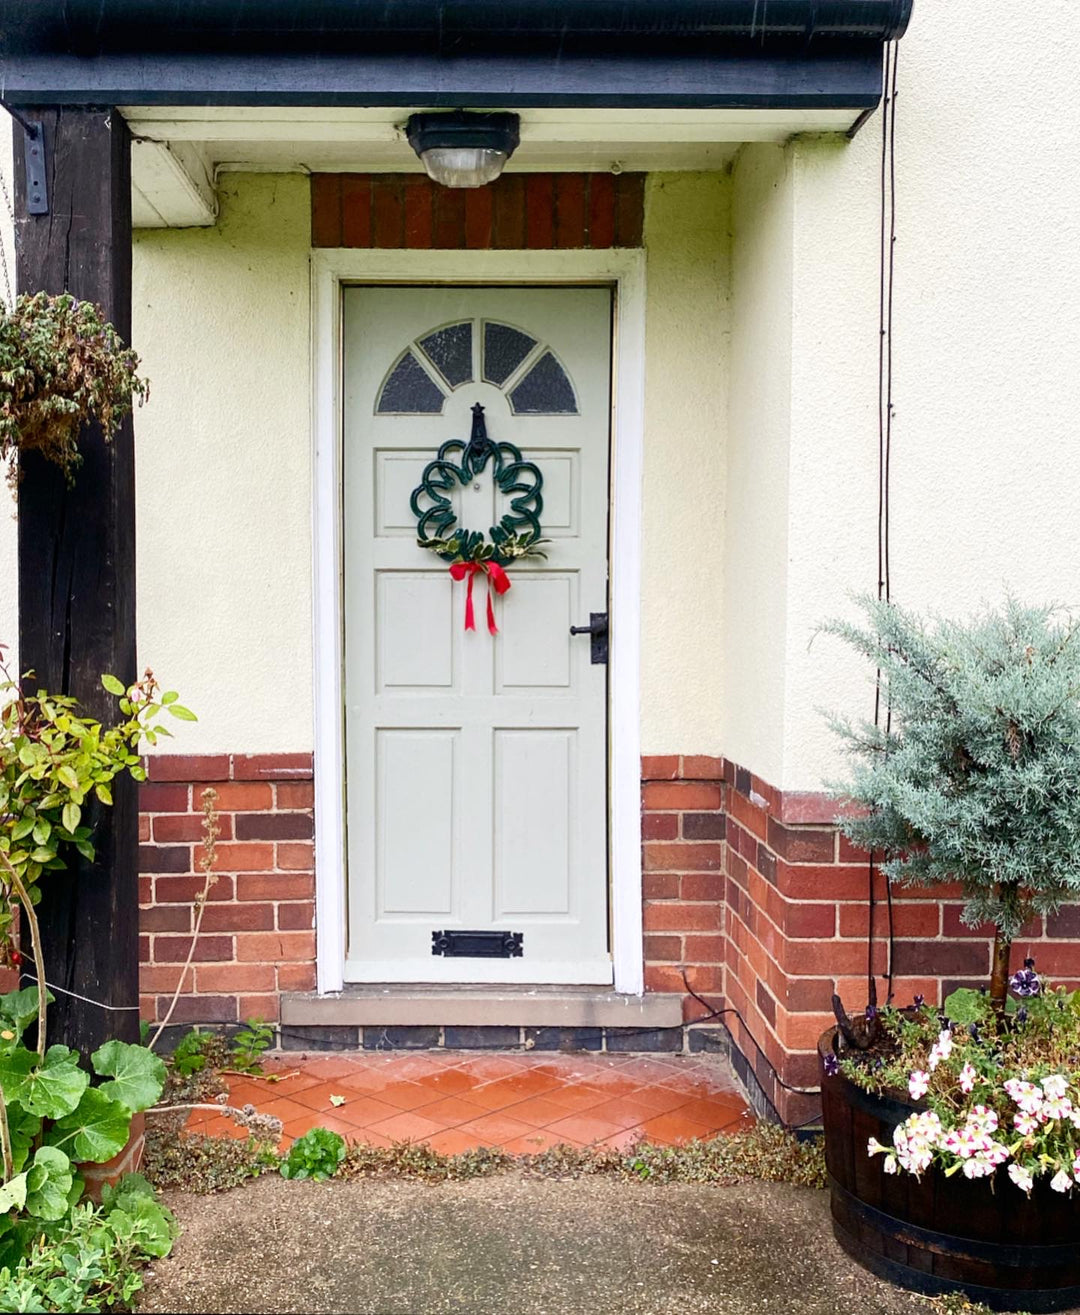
[419,147,509,189]
[406,112,520,190]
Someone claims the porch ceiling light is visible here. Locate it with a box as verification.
[406,111,520,189]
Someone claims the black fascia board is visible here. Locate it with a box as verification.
[0,50,885,111]
[5,2,913,56]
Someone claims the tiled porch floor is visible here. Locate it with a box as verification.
[187,1050,753,1153]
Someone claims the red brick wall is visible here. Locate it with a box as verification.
[138,754,316,1026]
[640,755,727,1010]
[714,760,1080,1123]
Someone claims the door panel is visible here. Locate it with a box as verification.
[343,286,612,983]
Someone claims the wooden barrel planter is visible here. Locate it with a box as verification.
[819,1029,1080,1313]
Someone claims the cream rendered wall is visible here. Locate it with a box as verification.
[640,173,730,756]
[722,145,795,788]
[132,175,313,753]
[728,0,1080,792]
[131,169,729,754]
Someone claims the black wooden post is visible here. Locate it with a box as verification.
[12,107,139,1051]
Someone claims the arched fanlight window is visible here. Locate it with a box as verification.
[376,319,578,417]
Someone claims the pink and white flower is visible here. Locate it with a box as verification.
[908,1069,930,1100]
[1042,1074,1069,1100]
[927,1030,954,1072]
[1051,1168,1073,1194]
[958,1062,978,1093]
[1008,1163,1034,1194]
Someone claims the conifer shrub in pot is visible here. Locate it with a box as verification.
[819,597,1080,1312]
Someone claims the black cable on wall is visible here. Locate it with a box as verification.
[868,41,899,1005]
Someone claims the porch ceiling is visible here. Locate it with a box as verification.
[5,1,913,227]
[124,105,850,228]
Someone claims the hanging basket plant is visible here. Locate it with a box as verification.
[0,291,148,490]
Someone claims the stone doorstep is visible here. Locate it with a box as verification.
[281,987,684,1030]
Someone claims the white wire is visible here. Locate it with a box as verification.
[20,971,142,1012]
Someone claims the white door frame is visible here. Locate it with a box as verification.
[310,247,645,997]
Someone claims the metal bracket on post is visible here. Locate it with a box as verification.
[22,121,48,215]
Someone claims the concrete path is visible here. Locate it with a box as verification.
[138,1174,947,1315]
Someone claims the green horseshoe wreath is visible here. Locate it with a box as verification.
[410,403,547,633]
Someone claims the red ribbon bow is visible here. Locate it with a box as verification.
[449,560,512,634]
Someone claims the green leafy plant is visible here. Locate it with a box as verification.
[230,1020,274,1075]
[0,1176,174,1312]
[0,997,166,1205]
[0,291,148,490]
[279,1127,347,1182]
[0,662,195,956]
[168,1029,224,1080]
[824,596,1080,1012]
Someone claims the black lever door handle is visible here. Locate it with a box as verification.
[570,618,607,636]
[569,612,608,664]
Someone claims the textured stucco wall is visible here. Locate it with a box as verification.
[727,0,1080,791]
[132,174,313,752]
[640,172,729,756]
[722,145,794,788]
[129,169,729,753]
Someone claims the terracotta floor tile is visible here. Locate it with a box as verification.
[192,1050,754,1157]
[411,1095,489,1127]
[539,1084,609,1115]
[365,1111,448,1144]
[580,1095,673,1132]
[307,1093,402,1128]
[655,1072,731,1097]
[222,1080,270,1107]
[621,1084,694,1114]
[376,1080,446,1111]
[252,1095,327,1126]
[424,1128,492,1155]
[298,1057,368,1081]
[543,1113,627,1146]
[637,1112,715,1145]
[578,1073,645,1097]
[466,1072,563,1108]
[503,1129,584,1154]
[501,1094,579,1128]
[285,1080,356,1112]
[415,1068,483,1097]
[594,1128,647,1152]
[368,1055,446,1079]
[454,1056,528,1081]
[320,1066,396,1095]
[453,1113,537,1147]
[247,1071,324,1098]
[281,1111,369,1141]
[676,1096,752,1129]
[612,1058,688,1084]
[347,1130,394,1149]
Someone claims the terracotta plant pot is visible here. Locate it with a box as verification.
[819,1028,1080,1313]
